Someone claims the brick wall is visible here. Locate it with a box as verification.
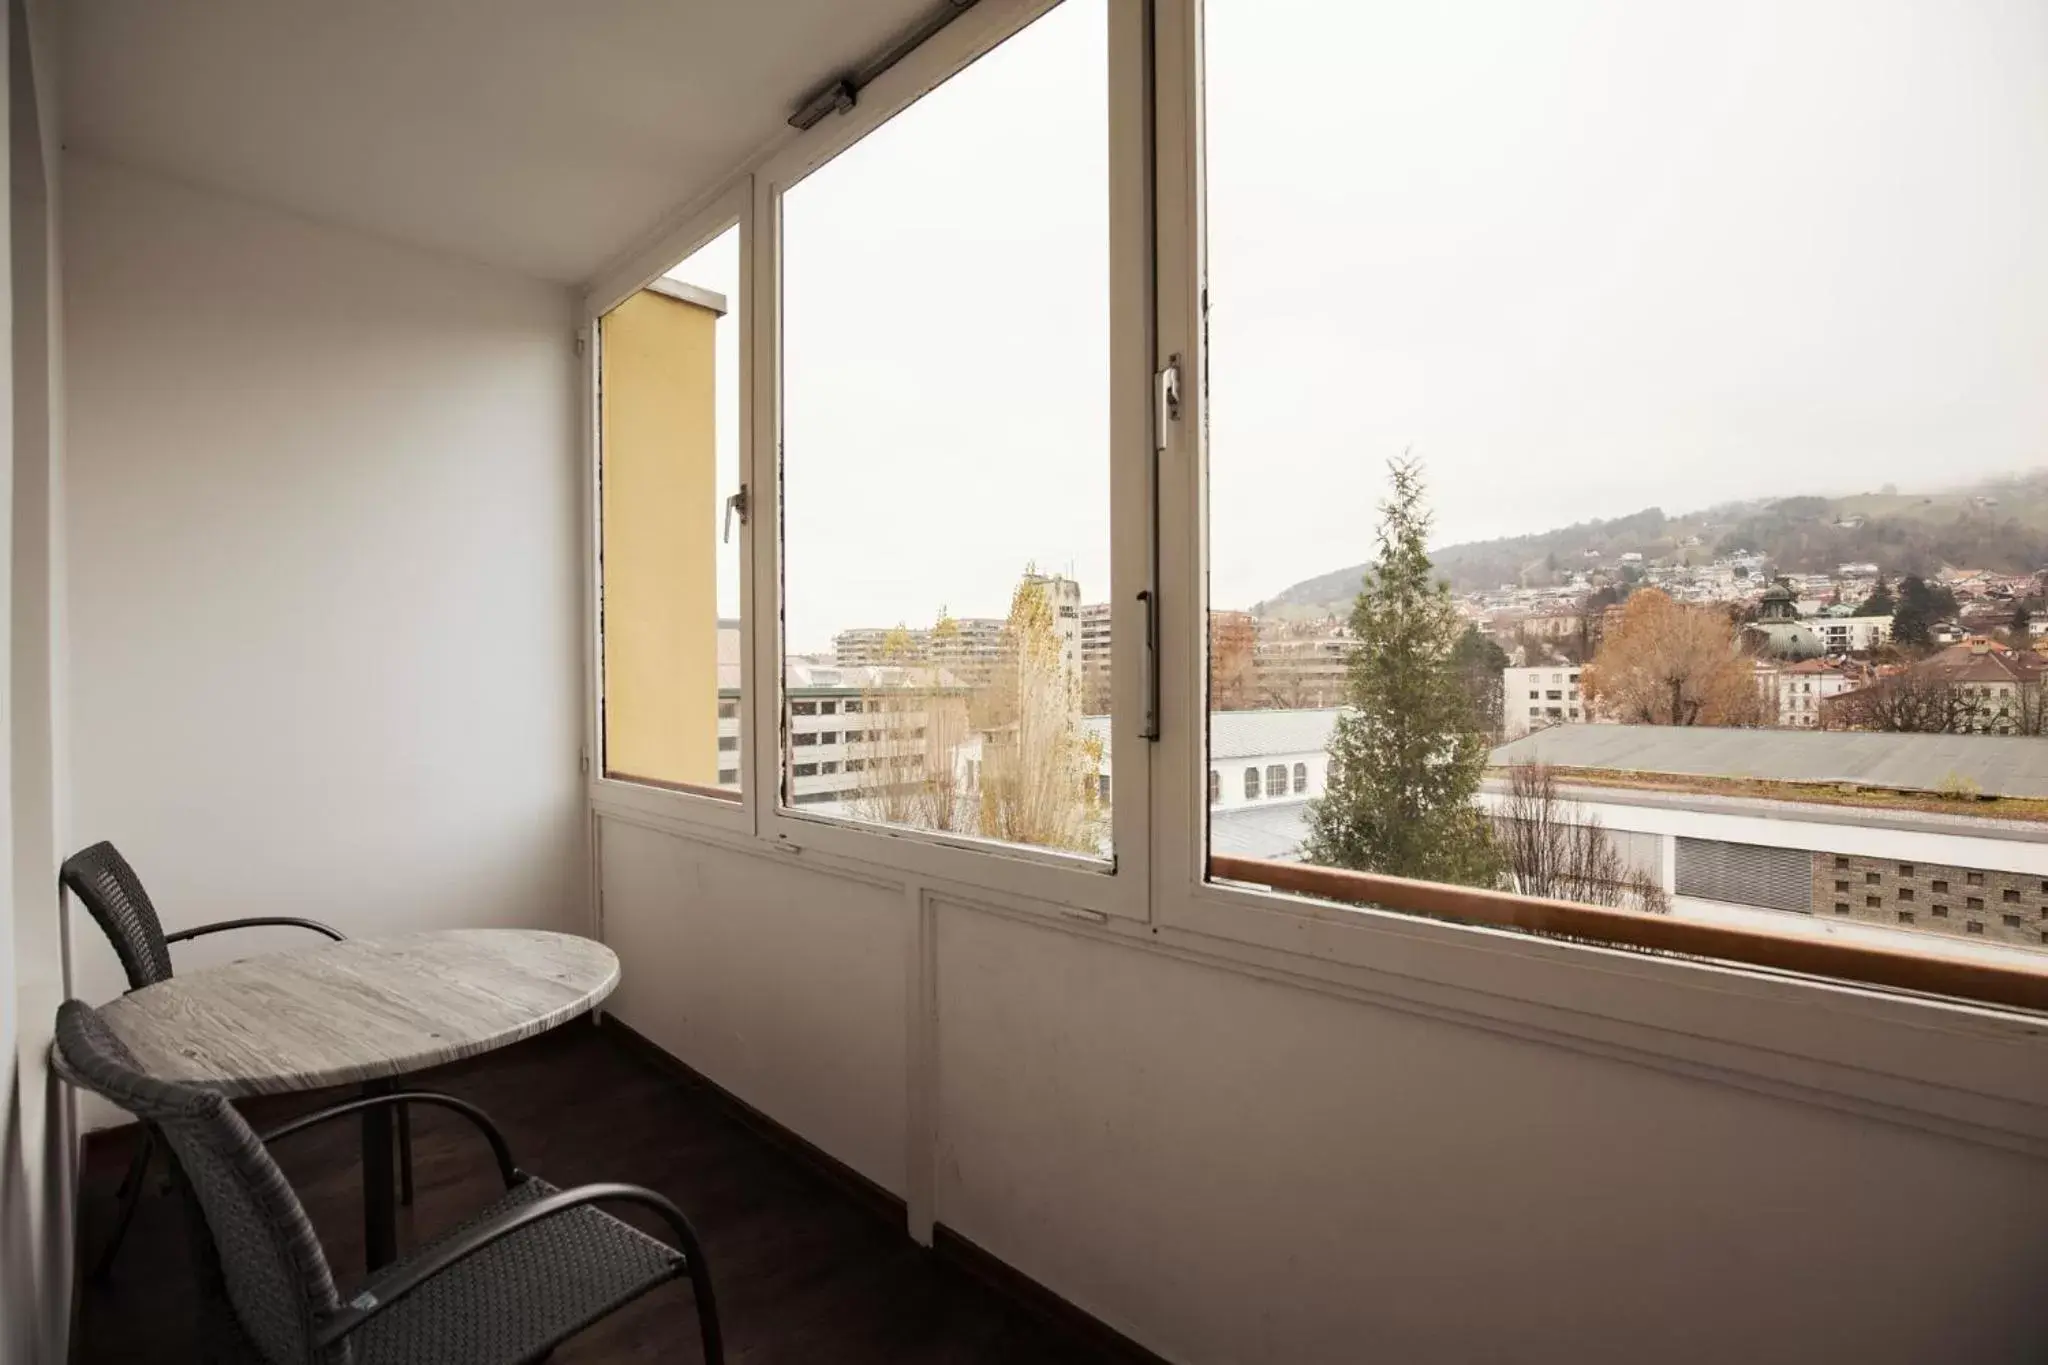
[1812,852,2048,950]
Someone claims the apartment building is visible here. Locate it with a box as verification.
[721,661,968,806]
[1814,614,1893,653]
[1757,657,1857,728]
[1252,621,1352,708]
[1503,664,1586,738]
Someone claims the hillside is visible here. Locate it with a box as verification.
[1258,469,2048,613]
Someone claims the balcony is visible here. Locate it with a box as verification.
[7,3,2048,1364]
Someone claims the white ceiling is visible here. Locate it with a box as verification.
[60,0,938,283]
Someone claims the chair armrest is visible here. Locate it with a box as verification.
[260,1091,519,1189]
[163,915,346,946]
[314,1183,715,1351]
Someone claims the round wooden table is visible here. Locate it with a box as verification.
[76,928,618,1266]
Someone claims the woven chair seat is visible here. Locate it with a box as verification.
[348,1176,682,1365]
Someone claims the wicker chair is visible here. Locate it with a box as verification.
[60,839,413,1279]
[55,1000,724,1365]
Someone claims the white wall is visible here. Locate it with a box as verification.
[1,0,68,1357]
[61,157,587,1073]
[601,816,2048,1365]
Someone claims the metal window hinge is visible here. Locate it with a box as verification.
[723,485,750,542]
[574,332,588,357]
[1155,355,1182,451]
[579,745,590,775]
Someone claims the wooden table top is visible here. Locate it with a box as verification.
[75,928,619,1097]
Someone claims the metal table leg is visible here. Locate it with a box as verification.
[361,1077,397,1269]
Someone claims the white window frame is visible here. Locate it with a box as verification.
[585,0,1153,922]
[1147,0,2048,1135]
[579,0,2048,1143]
[582,180,757,842]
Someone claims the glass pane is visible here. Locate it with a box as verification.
[1204,0,2048,967]
[779,0,1111,857]
[599,226,744,795]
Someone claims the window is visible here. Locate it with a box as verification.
[1197,0,2048,1012]
[818,731,840,746]
[1865,896,1882,909]
[791,701,817,716]
[1293,762,1308,794]
[717,735,738,752]
[1266,765,1288,798]
[2004,914,2023,929]
[820,700,839,715]
[778,0,1109,858]
[843,699,863,714]
[1244,768,1260,799]
[598,225,743,796]
[1968,897,1985,911]
[793,732,818,747]
[843,729,865,744]
[1209,770,1222,804]
[1968,923,1985,935]
[2004,888,2021,904]
[792,762,819,777]
[1933,905,1949,918]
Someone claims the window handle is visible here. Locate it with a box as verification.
[723,485,749,543]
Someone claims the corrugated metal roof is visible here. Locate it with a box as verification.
[1209,801,1312,861]
[1209,709,1343,759]
[1490,725,2048,799]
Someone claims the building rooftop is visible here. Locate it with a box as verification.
[1081,707,1344,762]
[1490,724,2048,800]
[1211,800,1313,861]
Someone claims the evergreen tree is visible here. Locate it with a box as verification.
[1858,571,1894,617]
[1304,461,1501,885]
[1450,624,1509,740]
[1891,575,1935,651]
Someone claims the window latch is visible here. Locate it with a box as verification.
[723,485,749,543]
[1156,355,1182,451]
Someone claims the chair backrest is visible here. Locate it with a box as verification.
[60,841,175,989]
[54,1001,343,1365]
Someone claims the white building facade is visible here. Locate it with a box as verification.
[1502,664,1586,738]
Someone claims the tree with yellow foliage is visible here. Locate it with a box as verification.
[976,572,1106,853]
[1582,588,1763,726]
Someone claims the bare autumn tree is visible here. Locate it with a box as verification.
[1824,671,1973,733]
[1581,588,1764,726]
[1209,610,1257,711]
[976,573,1105,853]
[1495,763,1670,914]
[851,674,972,832]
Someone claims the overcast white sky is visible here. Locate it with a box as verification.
[669,0,2048,651]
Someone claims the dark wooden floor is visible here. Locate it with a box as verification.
[71,1020,1133,1364]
